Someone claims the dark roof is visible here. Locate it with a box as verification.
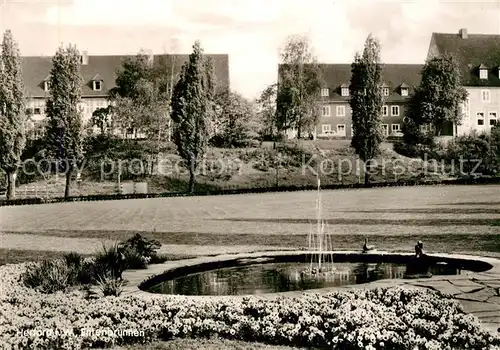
[430,32,500,86]
[279,63,423,102]
[21,54,229,98]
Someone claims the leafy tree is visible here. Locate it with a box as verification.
[91,106,112,135]
[276,34,322,139]
[349,34,384,185]
[45,44,84,198]
[109,52,152,99]
[170,41,215,193]
[256,83,278,141]
[110,51,174,140]
[0,30,26,200]
[212,90,259,147]
[407,53,468,136]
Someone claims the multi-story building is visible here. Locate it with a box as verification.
[278,63,423,139]
[427,28,500,136]
[21,51,229,136]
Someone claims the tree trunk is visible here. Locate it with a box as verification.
[6,170,16,200]
[65,168,72,198]
[188,158,195,193]
[364,161,371,185]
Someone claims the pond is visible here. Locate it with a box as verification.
[146,261,465,296]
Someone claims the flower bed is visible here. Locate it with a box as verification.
[1,264,499,349]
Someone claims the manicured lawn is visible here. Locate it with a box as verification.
[0,249,71,265]
[1,185,499,258]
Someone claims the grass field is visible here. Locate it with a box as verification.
[1,184,499,258]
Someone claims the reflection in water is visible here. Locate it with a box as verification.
[148,262,465,296]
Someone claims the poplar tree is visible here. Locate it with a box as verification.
[170,41,215,193]
[350,34,384,185]
[0,30,26,200]
[45,44,84,198]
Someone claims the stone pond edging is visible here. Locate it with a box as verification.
[121,251,500,334]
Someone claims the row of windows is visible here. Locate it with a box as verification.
[43,80,102,92]
[476,112,498,126]
[321,105,400,117]
[320,87,409,98]
[321,123,401,135]
[26,100,108,115]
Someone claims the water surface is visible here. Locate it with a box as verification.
[147,262,464,296]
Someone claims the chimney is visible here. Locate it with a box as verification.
[81,51,89,65]
[459,28,468,39]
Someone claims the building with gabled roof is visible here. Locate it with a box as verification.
[278,63,423,139]
[22,51,230,137]
[427,28,500,135]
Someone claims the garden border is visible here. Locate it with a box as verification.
[2,176,500,207]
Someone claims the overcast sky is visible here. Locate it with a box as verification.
[1,0,499,99]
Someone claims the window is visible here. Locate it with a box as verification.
[93,80,102,91]
[44,81,50,91]
[420,124,434,133]
[381,124,389,136]
[322,124,331,134]
[321,105,331,117]
[391,124,401,133]
[489,112,497,126]
[391,105,400,116]
[401,88,409,97]
[462,98,470,118]
[481,90,490,102]
[479,69,488,79]
[382,87,390,96]
[341,87,349,97]
[33,108,41,115]
[382,105,388,116]
[336,105,345,117]
[337,124,345,131]
[321,88,329,97]
[477,112,485,125]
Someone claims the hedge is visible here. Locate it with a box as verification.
[1,176,500,207]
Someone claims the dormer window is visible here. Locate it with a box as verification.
[400,83,409,97]
[43,76,50,91]
[321,88,329,97]
[340,84,349,97]
[92,74,103,91]
[382,87,389,96]
[479,64,488,79]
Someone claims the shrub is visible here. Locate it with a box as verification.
[118,233,161,268]
[22,259,71,293]
[94,243,128,280]
[445,134,499,176]
[96,273,128,297]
